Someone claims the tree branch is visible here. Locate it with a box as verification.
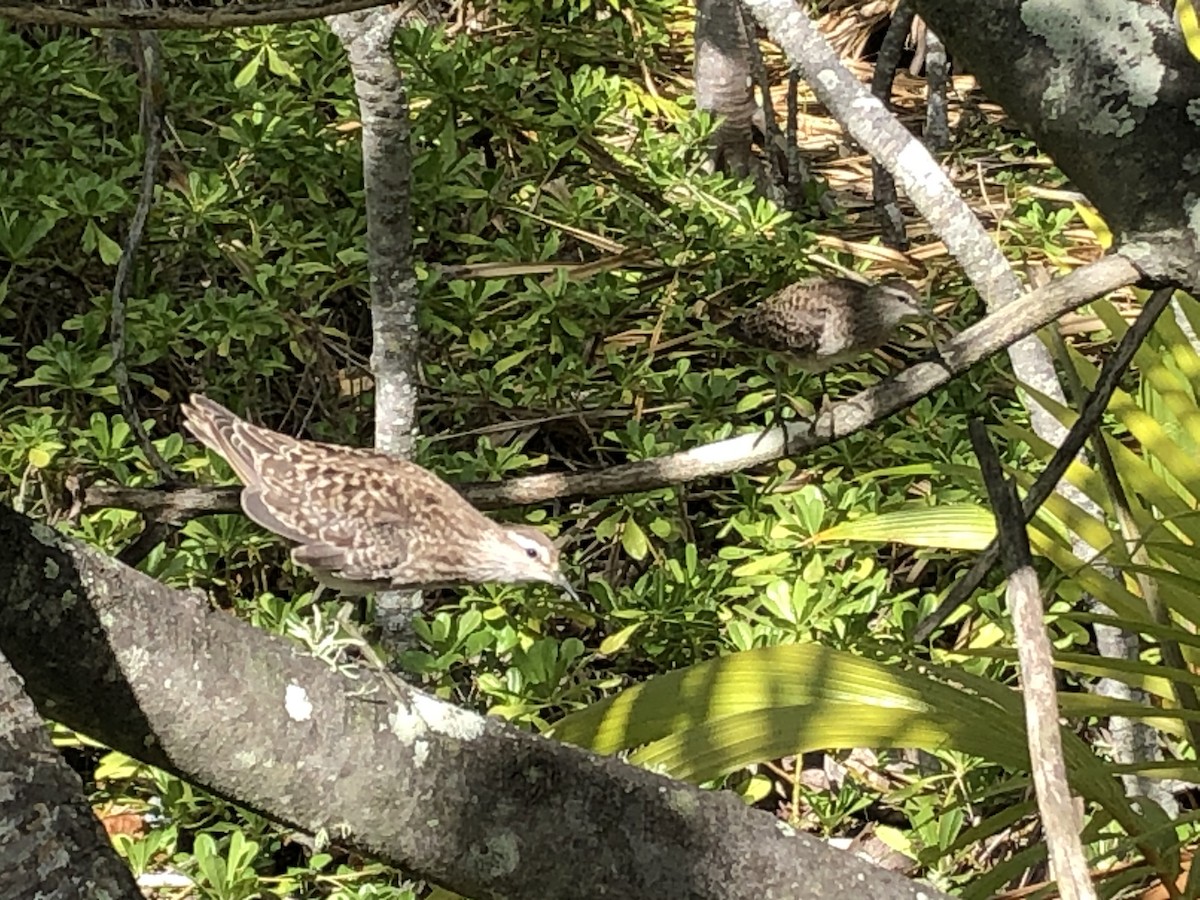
[110,28,172,482]
[869,0,915,250]
[83,254,1143,520]
[0,648,142,898]
[914,287,1176,641]
[0,0,394,30]
[329,7,423,647]
[969,420,1097,900]
[0,505,950,900]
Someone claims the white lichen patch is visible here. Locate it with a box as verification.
[285,683,313,721]
[471,832,520,877]
[1185,192,1200,242]
[387,700,427,742]
[413,739,429,767]
[234,748,260,768]
[666,788,700,816]
[1022,0,1165,137]
[411,690,485,740]
[43,558,58,579]
[29,522,59,546]
[815,68,839,92]
[1189,99,1200,127]
[116,643,151,680]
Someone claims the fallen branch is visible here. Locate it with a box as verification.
[84,254,1143,520]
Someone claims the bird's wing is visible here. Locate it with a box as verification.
[182,394,488,548]
[734,298,830,356]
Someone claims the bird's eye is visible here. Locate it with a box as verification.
[525,547,539,559]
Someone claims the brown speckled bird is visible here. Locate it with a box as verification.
[727,277,928,372]
[182,395,576,598]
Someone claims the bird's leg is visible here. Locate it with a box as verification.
[773,367,818,426]
[769,367,788,429]
[815,370,835,420]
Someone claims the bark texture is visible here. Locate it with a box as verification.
[694,0,757,176]
[0,650,142,900]
[911,0,1200,285]
[329,9,423,643]
[0,506,950,900]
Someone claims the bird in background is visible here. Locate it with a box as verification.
[727,276,931,371]
[181,395,577,599]
[723,275,936,416]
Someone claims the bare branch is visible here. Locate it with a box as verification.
[83,254,1144,519]
[869,0,915,250]
[111,29,172,482]
[969,421,1096,900]
[915,287,1176,641]
[921,24,949,151]
[0,0,394,30]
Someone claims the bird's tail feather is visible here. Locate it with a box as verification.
[181,394,295,488]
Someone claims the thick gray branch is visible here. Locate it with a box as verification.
[911,0,1200,280]
[0,649,142,899]
[0,506,950,900]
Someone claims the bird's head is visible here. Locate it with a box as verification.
[869,279,929,327]
[479,525,579,599]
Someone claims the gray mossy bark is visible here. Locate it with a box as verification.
[0,649,142,900]
[694,0,758,177]
[911,0,1200,284]
[329,9,423,647]
[0,505,950,900]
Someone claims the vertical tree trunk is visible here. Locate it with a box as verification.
[329,10,422,649]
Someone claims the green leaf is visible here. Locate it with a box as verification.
[811,504,995,551]
[265,46,300,83]
[234,50,263,88]
[621,518,648,560]
[550,643,1135,829]
[599,621,642,655]
[96,228,123,265]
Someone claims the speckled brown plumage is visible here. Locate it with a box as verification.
[728,277,927,372]
[182,395,574,597]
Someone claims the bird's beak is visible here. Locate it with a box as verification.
[555,572,581,602]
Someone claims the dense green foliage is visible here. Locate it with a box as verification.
[7,6,1199,898]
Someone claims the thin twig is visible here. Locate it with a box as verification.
[922,24,949,151]
[111,31,172,481]
[869,0,915,250]
[969,420,1097,900]
[914,287,1175,641]
[84,256,1145,521]
[108,28,175,566]
[739,0,784,204]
